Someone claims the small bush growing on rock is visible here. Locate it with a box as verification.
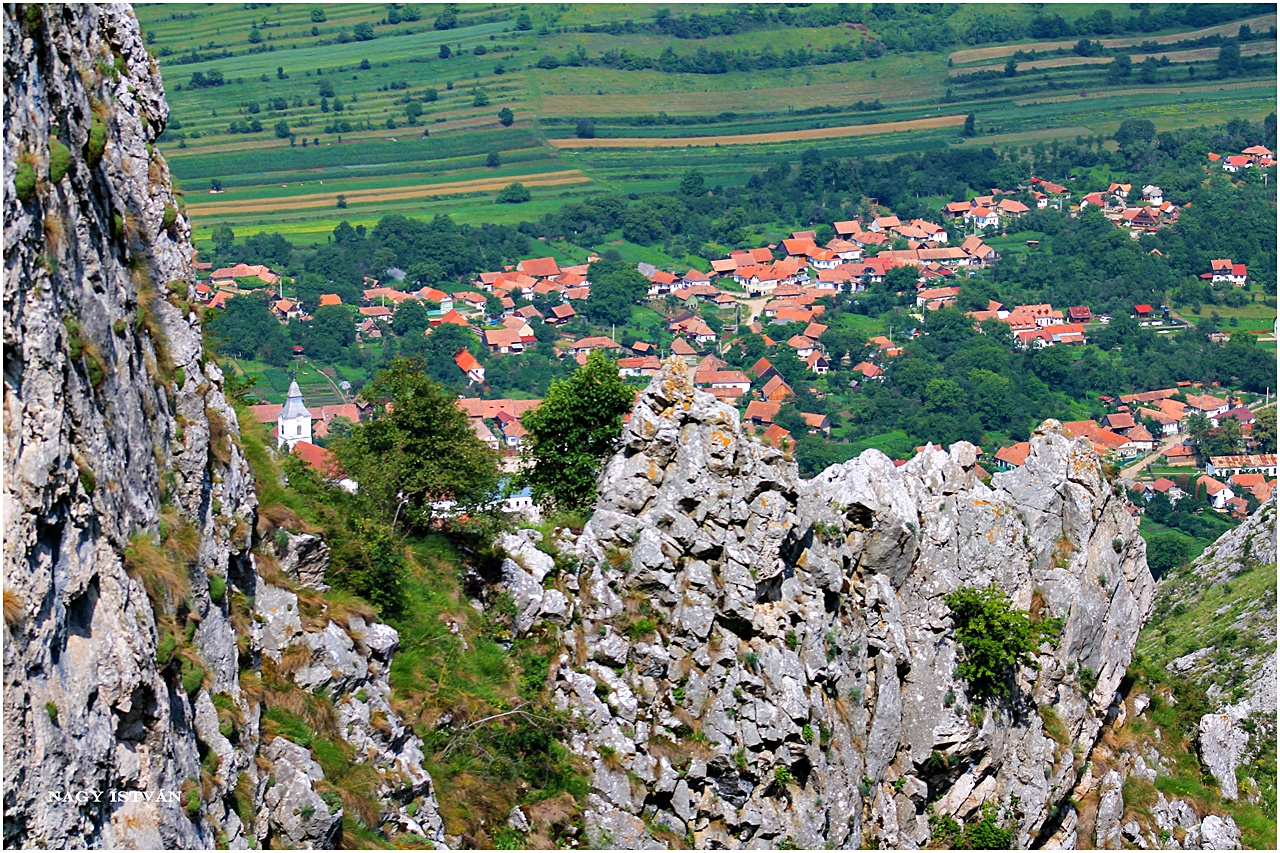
[208,575,226,603]
[156,630,179,667]
[184,787,200,816]
[86,115,107,166]
[48,139,72,183]
[181,658,207,696]
[965,802,1015,848]
[944,584,1061,701]
[206,407,234,466]
[46,701,58,722]
[625,617,657,640]
[1078,665,1098,694]
[14,160,36,201]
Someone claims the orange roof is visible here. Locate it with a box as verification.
[1197,475,1231,496]
[695,370,750,386]
[457,398,541,419]
[782,237,818,256]
[454,349,482,372]
[436,309,471,327]
[671,337,698,356]
[745,401,781,423]
[573,335,622,350]
[762,423,793,449]
[484,328,523,347]
[786,334,816,350]
[518,257,560,278]
[291,441,342,478]
[761,375,793,400]
[994,442,1030,467]
[318,294,342,307]
[853,361,882,379]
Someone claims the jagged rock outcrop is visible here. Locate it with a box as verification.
[3,5,442,848]
[251,569,445,843]
[529,359,1154,849]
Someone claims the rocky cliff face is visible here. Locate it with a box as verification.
[3,5,440,848]
[515,360,1155,849]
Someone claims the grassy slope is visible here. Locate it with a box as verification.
[135,3,1276,245]
[235,391,590,846]
[1110,504,1278,849]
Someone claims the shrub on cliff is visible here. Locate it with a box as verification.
[944,584,1061,701]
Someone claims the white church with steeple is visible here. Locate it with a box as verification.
[277,380,312,449]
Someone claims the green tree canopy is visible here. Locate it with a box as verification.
[1253,407,1276,453]
[207,292,291,365]
[520,350,636,513]
[496,182,530,203]
[584,260,648,327]
[212,223,235,253]
[394,300,431,339]
[306,304,356,362]
[332,357,500,529]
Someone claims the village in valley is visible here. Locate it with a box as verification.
[198,141,1277,533]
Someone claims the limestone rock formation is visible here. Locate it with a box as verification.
[3,5,441,847]
[529,359,1155,848]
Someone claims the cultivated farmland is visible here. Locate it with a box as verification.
[135,3,1276,247]
[547,115,968,148]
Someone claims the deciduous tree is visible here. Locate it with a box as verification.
[332,357,500,529]
[520,350,636,512]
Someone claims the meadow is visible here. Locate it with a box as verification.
[136,3,1277,247]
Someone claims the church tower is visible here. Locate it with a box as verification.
[277,380,312,449]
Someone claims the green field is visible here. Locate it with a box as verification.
[136,3,1277,246]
